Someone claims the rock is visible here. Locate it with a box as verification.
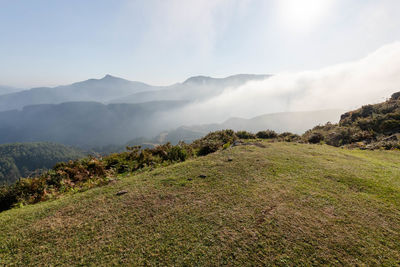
[382,135,398,142]
[199,174,207,178]
[232,140,243,146]
[366,144,374,150]
[116,190,128,196]
[391,91,400,100]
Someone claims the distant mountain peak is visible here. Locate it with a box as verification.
[183,76,212,85]
[97,75,148,86]
[77,74,137,85]
[102,74,120,80]
[81,74,124,84]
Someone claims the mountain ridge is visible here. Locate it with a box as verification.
[108,74,271,104]
[0,74,271,111]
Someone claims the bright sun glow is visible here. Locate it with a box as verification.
[277,0,335,32]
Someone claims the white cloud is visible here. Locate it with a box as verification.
[167,42,400,124]
[133,0,242,58]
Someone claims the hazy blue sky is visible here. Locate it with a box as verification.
[1,0,400,87]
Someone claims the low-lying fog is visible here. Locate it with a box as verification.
[160,42,400,126]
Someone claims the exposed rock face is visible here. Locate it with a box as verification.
[391,92,400,100]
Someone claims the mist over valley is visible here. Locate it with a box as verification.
[1,43,400,149]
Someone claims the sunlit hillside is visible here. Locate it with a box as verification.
[1,142,399,265]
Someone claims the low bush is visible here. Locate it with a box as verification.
[0,185,17,211]
[256,130,278,139]
[192,130,237,156]
[380,119,400,135]
[0,157,110,211]
[278,132,300,142]
[151,142,189,162]
[307,132,324,144]
[236,131,256,139]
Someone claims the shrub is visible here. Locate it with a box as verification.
[0,185,17,211]
[377,102,398,114]
[196,140,221,156]
[52,158,107,184]
[13,177,48,204]
[236,131,256,139]
[151,142,189,162]
[167,146,188,162]
[380,120,400,135]
[193,130,237,156]
[366,136,400,150]
[256,130,278,139]
[177,141,194,158]
[278,132,300,142]
[103,153,134,173]
[0,157,110,211]
[360,105,374,117]
[324,129,351,147]
[356,117,375,131]
[307,132,324,144]
[352,129,375,143]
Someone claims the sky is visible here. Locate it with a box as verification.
[1,0,400,87]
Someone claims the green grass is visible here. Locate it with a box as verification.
[1,142,400,266]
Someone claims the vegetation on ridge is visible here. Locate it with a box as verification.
[303,91,400,149]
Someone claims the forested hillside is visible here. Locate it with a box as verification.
[0,142,84,184]
[0,101,187,148]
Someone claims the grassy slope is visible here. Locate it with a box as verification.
[1,142,400,266]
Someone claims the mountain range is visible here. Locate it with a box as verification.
[108,74,271,104]
[0,86,23,96]
[0,74,346,148]
[0,74,270,112]
[0,75,150,112]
